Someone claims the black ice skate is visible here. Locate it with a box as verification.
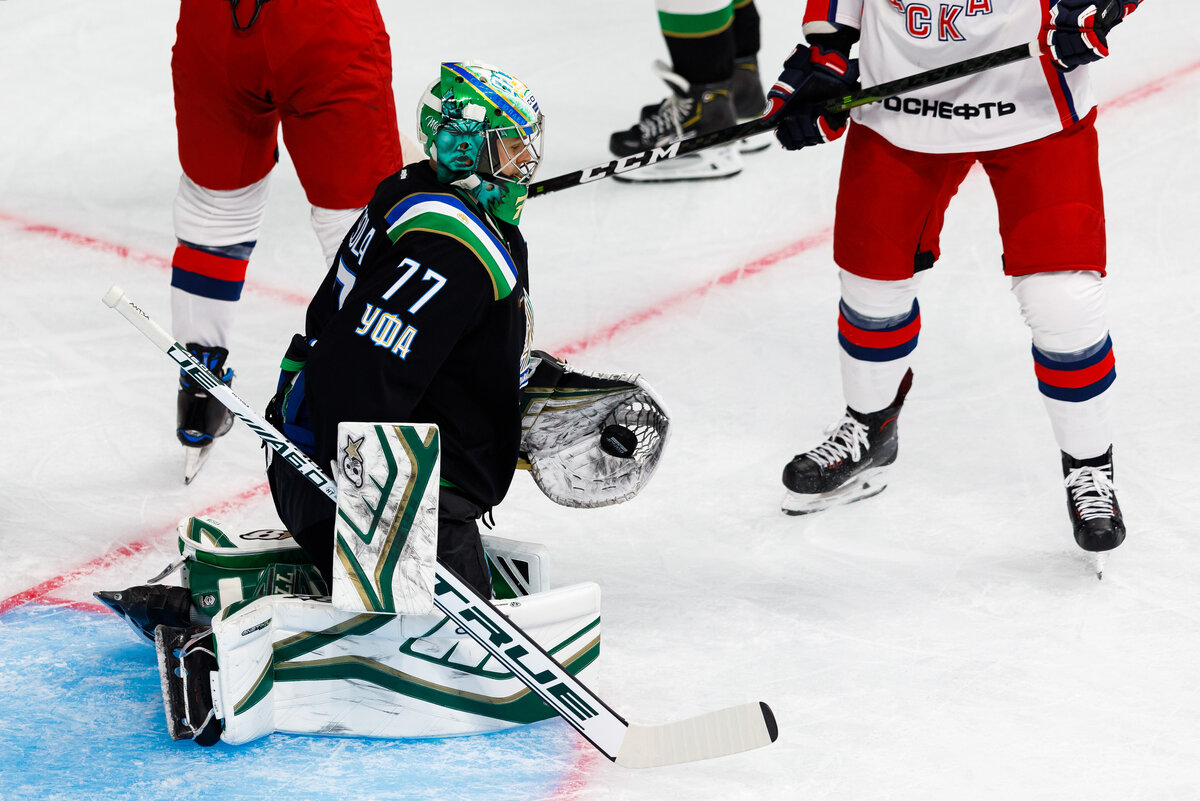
[177,342,234,484]
[94,584,195,644]
[1063,447,1125,553]
[731,55,771,153]
[631,55,768,153]
[781,370,913,516]
[609,60,741,182]
[155,625,222,746]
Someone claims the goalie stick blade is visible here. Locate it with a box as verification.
[615,701,778,769]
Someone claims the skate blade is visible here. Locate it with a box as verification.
[736,124,772,154]
[613,145,743,183]
[781,468,889,516]
[183,444,214,485]
[154,626,193,741]
[93,590,156,645]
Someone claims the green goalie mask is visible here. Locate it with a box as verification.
[417,61,544,225]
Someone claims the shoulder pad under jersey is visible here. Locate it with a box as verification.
[382,192,518,301]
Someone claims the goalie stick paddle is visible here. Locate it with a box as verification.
[101,284,778,768]
[527,41,1039,196]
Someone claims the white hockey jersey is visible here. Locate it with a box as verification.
[804,0,1095,153]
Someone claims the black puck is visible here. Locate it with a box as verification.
[599,424,637,458]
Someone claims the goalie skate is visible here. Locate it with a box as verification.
[155,625,222,746]
[93,584,194,644]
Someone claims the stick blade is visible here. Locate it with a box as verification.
[615,701,778,769]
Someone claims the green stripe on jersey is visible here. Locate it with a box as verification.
[386,196,517,300]
[658,5,733,38]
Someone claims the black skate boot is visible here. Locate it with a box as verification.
[94,584,196,644]
[781,370,913,515]
[731,55,771,153]
[609,61,741,181]
[1062,447,1125,553]
[177,342,234,484]
[155,625,222,746]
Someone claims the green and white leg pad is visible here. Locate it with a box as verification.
[210,582,602,744]
[331,422,440,615]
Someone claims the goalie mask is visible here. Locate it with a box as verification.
[417,61,544,225]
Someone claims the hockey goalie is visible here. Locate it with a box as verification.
[96,61,671,748]
[97,351,669,747]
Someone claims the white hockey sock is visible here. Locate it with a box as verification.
[838,270,921,413]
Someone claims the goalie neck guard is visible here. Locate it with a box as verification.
[417,61,544,225]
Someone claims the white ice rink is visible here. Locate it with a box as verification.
[2,1,1199,799]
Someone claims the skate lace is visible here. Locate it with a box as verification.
[637,95,691,142]
[1064,464,1116,520]
[177,628,217,740]
[805,414,870,468]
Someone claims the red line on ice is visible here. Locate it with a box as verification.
[0,482,271,613]
[555,228,833,356]
[0,210,312,306]
[2,56,1196,611]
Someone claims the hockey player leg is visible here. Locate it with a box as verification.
[731,1,770,152]
[1013,271,1123,560]
[171,173,269,482]
[310,205,362,270]
[782,272,920,514]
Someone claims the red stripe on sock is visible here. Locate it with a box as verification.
[837,313,921,349]
[173,244,250,282]
[1034,350,1115,389]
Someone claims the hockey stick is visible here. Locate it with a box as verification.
[527,41,1038,195]
[101,284,778,768]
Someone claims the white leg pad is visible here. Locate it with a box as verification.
[213,584,602,745]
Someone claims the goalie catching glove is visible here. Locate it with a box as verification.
[519,351,670,508]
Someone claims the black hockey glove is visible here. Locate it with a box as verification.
[766,42,860,151]
[1042,0,1138,72]
[264,334,314,453]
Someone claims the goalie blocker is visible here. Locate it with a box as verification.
[519,351,670,508]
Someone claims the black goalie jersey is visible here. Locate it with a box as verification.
[278,160,533,510]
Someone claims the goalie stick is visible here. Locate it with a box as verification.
[101,284,778,768]
[528,40,1040,196]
